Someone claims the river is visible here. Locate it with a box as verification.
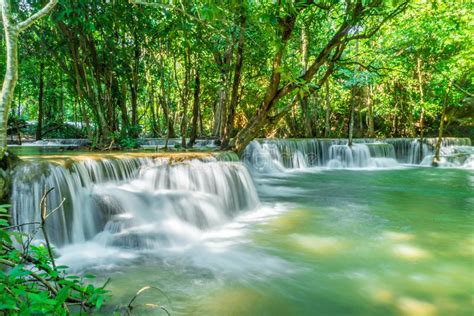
[9,138,474,315]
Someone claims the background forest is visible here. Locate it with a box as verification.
[1,0,473,151]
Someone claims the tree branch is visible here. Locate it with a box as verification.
[346,1,409,41]
[17,0,58,32]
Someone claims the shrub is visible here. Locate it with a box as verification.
[0,204,108,314]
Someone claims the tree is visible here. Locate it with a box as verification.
[0,0,58,158]
[229,0,409,154]
[3,0,470,152]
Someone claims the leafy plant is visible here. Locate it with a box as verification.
[0,204,109,314]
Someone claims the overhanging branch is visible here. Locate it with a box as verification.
[17,0,58,32]
[346,1,409,41]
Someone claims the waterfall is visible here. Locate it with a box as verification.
[243,138,472,171]
[11,156,259,248]
[327,144,373,168]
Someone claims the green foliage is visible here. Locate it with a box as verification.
[3,0,472,145]
[119,137,139,150]
[0,205,108,314]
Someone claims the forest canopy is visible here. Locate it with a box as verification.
[1,0,472,153]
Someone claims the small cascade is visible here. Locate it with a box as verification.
[11,156,259,248]
[21,139,91,146]
[242,141,286,172]
[11,157,157,245]
[407,140,431,164]
[366,143,396,158]
[327,144,372,168]
[9,139,91,155]
[243,138,472,171]
[90,161,258,249]
[385,137,472,164]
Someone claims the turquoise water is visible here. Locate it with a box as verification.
[100,167,473,315]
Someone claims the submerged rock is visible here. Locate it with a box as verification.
[392,244,431,261]
[397,297,437,316]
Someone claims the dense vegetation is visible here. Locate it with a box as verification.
[0,0,471,153]
[0,204,108,314]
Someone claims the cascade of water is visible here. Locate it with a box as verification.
[19,139,91,146]
[243,138,472,171]
[11,157,157,245]
[327,144,372,168]
[90,160,259,249]
[366,143,396,158]
[384,137,472,164]
[11,156,259,248]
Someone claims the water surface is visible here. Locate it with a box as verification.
[96,167,473,315]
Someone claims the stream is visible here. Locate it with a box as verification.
[10,138,474,315]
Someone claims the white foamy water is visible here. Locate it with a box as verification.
[243,138,473,172]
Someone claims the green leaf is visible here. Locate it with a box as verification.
[95,295,105,310]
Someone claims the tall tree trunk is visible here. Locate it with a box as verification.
[0,12,19,155]
[179,48,191,148]
[159,52,175,141]
[392,82,399,136]
[119,80,129,136]
[189,67,201,147]
[367,85,374,137]
[358,91,364,133]
[1,0,58,156]
[324,80,331,137]
[222,9,246,149]
[348,37,359,147]
[60,72,64,121]
[213,47,233,138]
[416,57,425,163]
[130,40,140,138]
[36,62,45,140]
[433,82,452,165]
[407,93,416,137]
[149,83,159,137]
[299,26,313,138]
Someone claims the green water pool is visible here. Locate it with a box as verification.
[96,167,473,315]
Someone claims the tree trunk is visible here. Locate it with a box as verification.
[348,87,356,146]
[416,57,425,163]
[158,50,175,140]
[36,62,45,140]
[119,80,129,136]
[433,82,452,165]
[367,85,374,137]
[189,67,201,147]
[392,83,399,136]
[130,40,140,138]
[348,37,359,147]
[213,48,233,138]
[0,19,19,155]
[149,83,159,137]
[299,26,313,138]
[324,80,331,137]
[222,9,246,149]
[179,48,191,148]
[0,0,57,157]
